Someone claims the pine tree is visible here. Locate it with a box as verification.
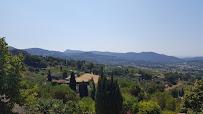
[95,71,123,114]
[47,70,52,82]
[69,72,76,91]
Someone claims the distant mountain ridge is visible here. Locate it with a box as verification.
[23,48,72,59]
[10,47,185,65]
[64,49,184,64]
[64,49,84,54]
[183,57,203,61]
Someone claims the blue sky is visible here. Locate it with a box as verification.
[0,0,202,57]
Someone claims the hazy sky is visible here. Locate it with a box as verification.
[0,0,202,57]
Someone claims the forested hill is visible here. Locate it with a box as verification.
[86,51,184,64]
[23,48,72,60]
[65,49,185,64]
[2,38,203,114]
[10,47,185,65]
[183,57,203,61]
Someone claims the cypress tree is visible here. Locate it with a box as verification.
[91,81,96,100]
[47,70,52,82]
[171,88,178,98]
[69,72,76,91]
[60,66,63,72]
[95,71,123,114]
[62,70,67,79]
[79,82,88,98]
[100,67,104,78]
[180,88,185,97]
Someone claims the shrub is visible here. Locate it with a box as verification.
[138,100,161,114]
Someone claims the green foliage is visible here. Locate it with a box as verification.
[170,88,178,98]
[79,82,88,98]
[182,73,193,81]
[138,100,161,114]
[165,72,179,85]
[62,70,68,79]
[180,80,203,113]
[60,66,63,71]
[86,62,94,73]
[122,94,139,113]
[142,81,165,94]
[162,110,176,114]
[138,70,152,80]
[95,75,123,114]
[38,84,80,103]
[26,98,79,113]
[164,72,192,85]
[119,80,139,88]
[20,83,39,106]
[38,82,53,98]
[179,88,185,97]
[10,49,29,56]
[119,80,145,101]
[151,92,176,111]
[76,60,83,70]
[52,60,59,67]
[79,97,95,113]
[69,72,76,91]
[0,37,26,113]
[5,37,203,113]
[47,70,52,82]
[90,81,96,100]
[24,55,48,69]
[50,85,80,103]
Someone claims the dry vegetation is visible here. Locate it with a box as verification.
[76,73,99,84]
[165,81,184,91]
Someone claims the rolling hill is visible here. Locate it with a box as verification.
[64,49,184,64]
[9,47,185,65]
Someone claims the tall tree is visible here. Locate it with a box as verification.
[87,62,94,73]
[100,67,104,79]
[170,88,178,98]
[76,61,82,70]
[62,70,67,79]
[47,70,52,82]
[60,66,63,72]
[95,71,123,114]
[0,37,26,113]
[179,88,185,97]
[79,82,88,98]
[91,81,96,100]
[69,72,76,91]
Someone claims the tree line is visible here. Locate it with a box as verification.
[1,37,203,113]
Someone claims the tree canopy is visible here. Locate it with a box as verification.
[180,80,203,113]
[0,37,26,113]
[95,73,123,114]
[69,72,76,91]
